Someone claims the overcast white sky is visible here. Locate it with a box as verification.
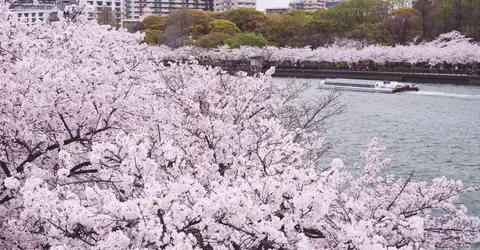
[256,0,291,11]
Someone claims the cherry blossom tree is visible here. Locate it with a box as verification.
[1,3,480,249]
[161,31,480,66]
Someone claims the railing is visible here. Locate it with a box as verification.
[166,58,480,78]
[274,65,479,76]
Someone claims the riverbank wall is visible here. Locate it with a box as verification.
[170,58,480,85]
[272,69,480,85]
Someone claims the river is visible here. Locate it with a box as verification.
[274,77,480,215]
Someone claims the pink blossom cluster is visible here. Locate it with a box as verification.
[160,31,478,65]
[1,4,480,249]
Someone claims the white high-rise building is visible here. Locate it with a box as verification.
[213,0,256,12]
[304,0,325,11]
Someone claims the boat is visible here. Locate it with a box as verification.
[318,78,419,93]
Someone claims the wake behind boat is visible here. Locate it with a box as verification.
[318,78,419,93]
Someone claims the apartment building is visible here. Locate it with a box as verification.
[304,0,325,11]
[123,0,213,20]
[289,0,304,10]
[213,0,256,12]
[265,8,289,14]
[85,0,123,26]
[10,3,58,25]
[11,0,252,27]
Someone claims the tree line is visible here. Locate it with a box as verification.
[131,0,480,49]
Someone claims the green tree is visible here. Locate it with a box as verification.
[460,0,480,40]
[266,11,312,47]
[140,15,166,44]
[413,0,436,40]
[206,11,229,20]
[376,8,421,45]
[435,0,456,34]
[347,23,380,43]
[165,8,196,33]
[228,8,267,33]
[208,19,241,35]
[301,19,336,48]
[185,9,213,39]
[266,13,282,21]
[142,15,166,30]
[224,33,268,48]
[143,29,162,44]
[159,8,212,48]
[318,0,391,36]
[194,32,232,48]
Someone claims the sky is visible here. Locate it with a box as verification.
[256,0,291,11]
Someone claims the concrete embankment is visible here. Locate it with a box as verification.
[273,69,480,85]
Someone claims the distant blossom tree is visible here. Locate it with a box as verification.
[164,31,480,66]
[1,3,480,250]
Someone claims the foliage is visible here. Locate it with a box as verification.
[208,19,240,36]
[141,16,166,44]
[165,8,196,32]
[224,32,268,48]
[320,0,391,34]
[376,8,422,45]
[142,29,162,44]
[228,8,267,33]
[206,11,229,20]
[301,19,337,48]
[194,32,231,48]
[156,25,185,48]
[2,4,480,250]
[185,9,212,38]
[156,8,212,47]
[266,12,312,47]
[132,0,480,48]
[161,31,479,65]
[412,0,436,40]
[142,15,166,30]
[266,12,282,21]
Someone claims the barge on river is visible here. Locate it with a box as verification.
[318,78,419,93]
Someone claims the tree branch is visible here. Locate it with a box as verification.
[15,126,111,173]
[0,160,11,177]
[59,114,74,138]
[386,172,414,212]
[0,195,13,205]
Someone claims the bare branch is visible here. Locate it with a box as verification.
[59,114,74,139]
[0,160,11,177]
[386,172,414,212]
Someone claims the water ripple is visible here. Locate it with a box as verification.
[274,78,480,215]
